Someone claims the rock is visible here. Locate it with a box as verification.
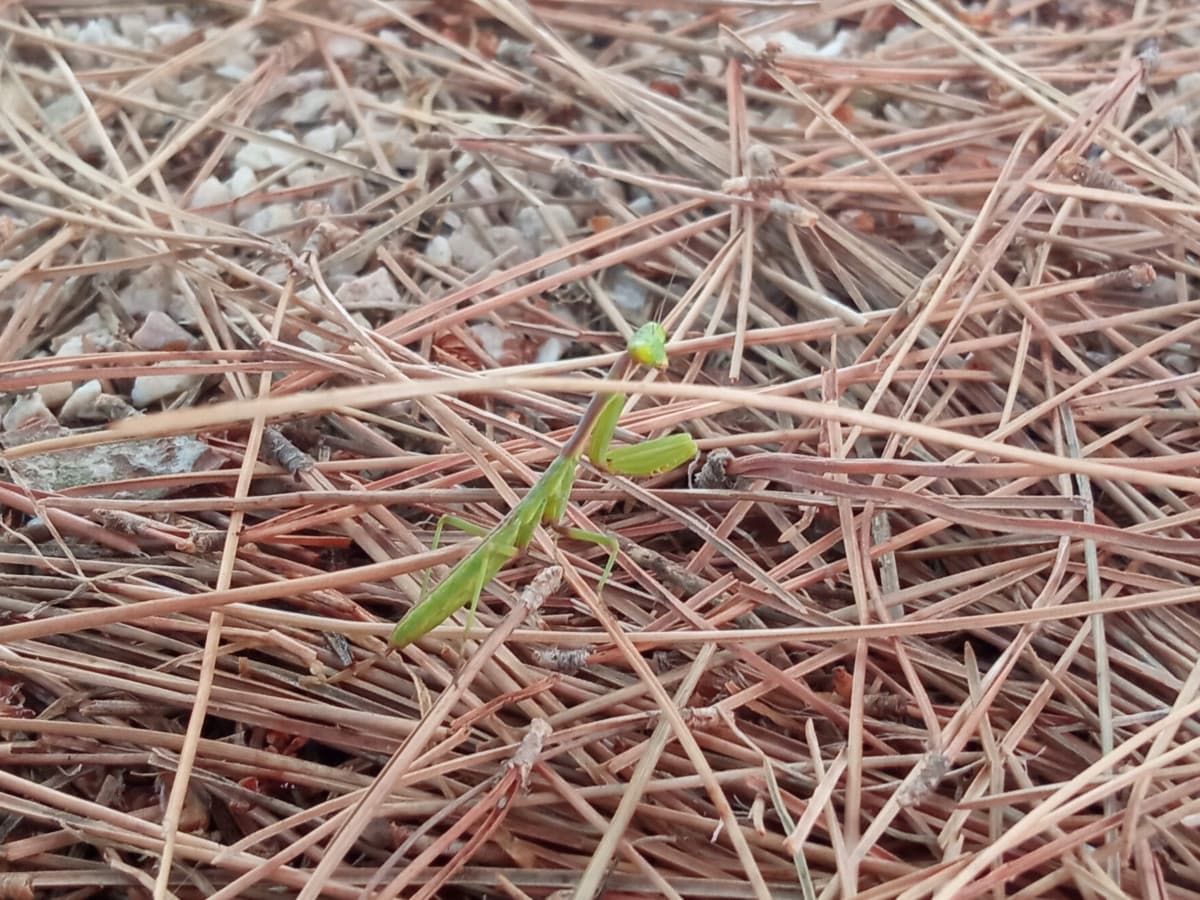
[117,266,174,317]
[470,323,510,361]
[4,433,221,496]
[2,394,54,432]
[36,324,117,409]
[335,268,402,310]
[425,235,452,268]
[239,203,295,235]
[285,166,325,188]
[131,363,203,407]
[486,225,532,264]
[515,204,577,244]
[43,95,82,127]
[609,267,648,314]
[303,122,351,154]
[448,228,490,272]
[144,20,193,49]
[189,176,232,223]
[536,335,569,364]
[37,379,74,411]
[118,14,148,44]
[465,167,498,201]
[233,141,276,172]
[282,86,333,124]
[227,165,257,197]
[385,126,422,171]
[60,379,104,421]
[48,333,84,357]
[234,129,304,171]
[132,310,193,351]
[327,35,366,59]
[629,194,655,216]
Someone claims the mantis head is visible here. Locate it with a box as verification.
[626,322,671,369]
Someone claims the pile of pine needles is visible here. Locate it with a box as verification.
[0,1,1198,897]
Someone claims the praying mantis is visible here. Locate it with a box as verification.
[390,322,698,648]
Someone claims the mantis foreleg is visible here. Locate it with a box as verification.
[588,392,697,477]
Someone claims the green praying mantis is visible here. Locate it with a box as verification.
[390,322,698,648]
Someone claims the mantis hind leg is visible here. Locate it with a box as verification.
[461,536,518,646]
[423,514,491,599]
[561,526,620,596]
[433,515,492,542]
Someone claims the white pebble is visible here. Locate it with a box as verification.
[1178,72,1200,97]
[41,317,112,364]
[234,129,303,171]
[448,228,491,272]
[37,379,74,411]
[1164,353,1192,374]
[470,323,510,361]
[818,31,851,58]
[117,265,173,316]
[487,226,532,263]
[2,394,54,432]
[216,61,254,81]
[60,379,104,421]
[118,14,147,44]
[33,340,82,408]
[131,363,202,407]
[233,141,274,172]
[51,334,85,357]
[79,18,131,49]
[753,32,818,57]
[189,176,232,223]
[425,235,452,267]
[535,336,569,365]
[335,268,402,309]
[327,35,366,59]
[132,310,193,351]
[386,126,422,171]
[496,38,533,67]
[628,194,655,216]
[145,20,192,49]
[43,95,82,127]
[258,263,291,286]
[285,166,325,188]
[227,166,257,197]
[283,87,334,124]
[525,147,571,194]
[147,72,196,106]
[515,204,577,243]
[298,329,336,353]
[303,122,351,154]
[465,167,497,200]
[240,203,295,235]
[908,215,938,237]
[609,267,647,314]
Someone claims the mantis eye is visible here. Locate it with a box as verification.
[627,322,670,369]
